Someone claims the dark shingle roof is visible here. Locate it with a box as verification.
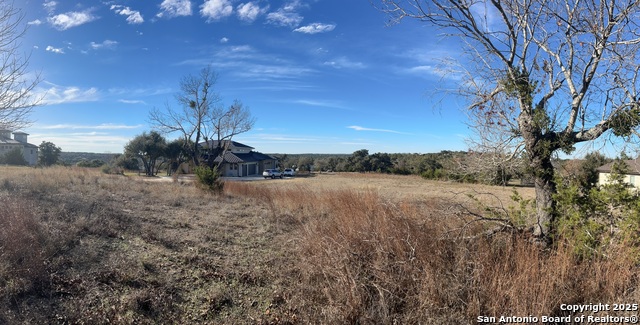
[213,151,276,164]
[199,140,254,150]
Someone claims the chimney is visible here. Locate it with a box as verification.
[12,132,28,143]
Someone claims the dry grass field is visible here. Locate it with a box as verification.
[1,167,638,324]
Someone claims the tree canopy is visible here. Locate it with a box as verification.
[38,141,61,167]
[124,131,167,176]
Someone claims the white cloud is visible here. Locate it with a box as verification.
[28,19,43,26]
[43,1,57,14]
[324,57,366,69]
[118,99,146,105]
[28,132,135,153]
[111,5,144,24]
[48,10,96,30]
[90,40,118,50]
[348,125,409,134]
[266,10,302,27]
[39,123,143,130]
[36,85,100,105]
[45,45,64,54]
[293,99,351,110]
[200,0,233,21]
[237,2,267,22]
[283,0,304,11]
[220,37,229,43]
[157,0,192,18]
[294,23,336,34]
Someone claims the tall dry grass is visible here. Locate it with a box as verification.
[0,196,49,300]
[225,180,640,324]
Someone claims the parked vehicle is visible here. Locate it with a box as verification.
[263,169,283,179]
[283,168,295,177]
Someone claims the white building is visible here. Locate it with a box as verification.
[0,130,38,165]
[597,159,640,188]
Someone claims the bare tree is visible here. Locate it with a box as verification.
[0,2,41,130]
[378,0,640,243]
[201,99,255,169]
[150,65,255,169]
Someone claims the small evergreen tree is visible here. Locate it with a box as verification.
[38,141,61,166]
[2,148,27,165]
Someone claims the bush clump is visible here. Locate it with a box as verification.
[195,166,224,192]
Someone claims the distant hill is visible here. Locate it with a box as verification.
[60,152,118,166]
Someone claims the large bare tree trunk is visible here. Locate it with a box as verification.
[531,158,556,241]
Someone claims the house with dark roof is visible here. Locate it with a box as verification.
[596,159,640,188]
[199,140,278,177]
[0,130,38,165]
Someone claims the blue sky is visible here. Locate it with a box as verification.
[19,0,470,154]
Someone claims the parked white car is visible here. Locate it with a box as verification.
[283,168,295,177]
[263,169,283,179]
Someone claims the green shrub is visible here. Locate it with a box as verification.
[554,157,640,259]
[195,166,224,192]
[2,148,28,165]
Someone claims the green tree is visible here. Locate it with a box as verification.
[379,0,640,243]
[1,147,27,165]
[349,149,370,172]
[124,131,167,176]
[297,156,314,172]
[38,141,61,166]
[579,152,611,191]
[370,152,393,173]
[165,138,191,175]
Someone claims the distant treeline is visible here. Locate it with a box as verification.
[60,149,611,188]
[59,152,117,166]
[273,149,612,187]
[273,149,475,179]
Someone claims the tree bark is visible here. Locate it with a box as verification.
[531,158,556,242]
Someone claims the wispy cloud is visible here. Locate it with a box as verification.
[36,84,100,105]
[348,125,410,135]
[90,40,118,50]
[220,37,229,43]
[266,10,302,27]
[48,10,96,30]
[28,19,43,26]
[118,99,147,105]
[200,0,233,21]
[399,48,462,80]
[38,123,143,130]
[111,5,144,24]
[294,23,336,34]
[43,1,57,14]
[324,57,366,69]
[157,0,192,18]
[293,99,351,110]
[108,87,173,97]
[237,2,267,22]
[28,132,134,153]
[179,45,316,81]
[45,45,64,54]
